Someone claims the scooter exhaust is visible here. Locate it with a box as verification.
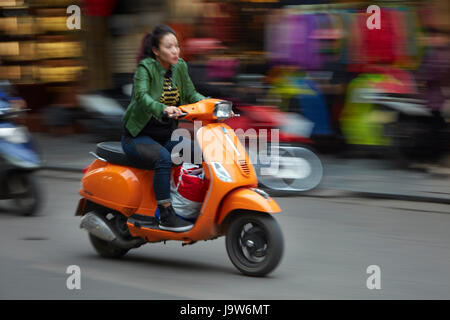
[80,212,145,249]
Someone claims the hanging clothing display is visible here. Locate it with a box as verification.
[266,6,422,70]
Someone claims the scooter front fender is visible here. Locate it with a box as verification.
[217,188,281,226]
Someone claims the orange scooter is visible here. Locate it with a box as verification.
[76,99,284,276]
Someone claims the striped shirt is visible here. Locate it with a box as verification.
[159,74,180,107]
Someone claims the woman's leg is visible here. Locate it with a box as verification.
[152,145,173,204]
[121,134,193,232]
[122,134,171,203]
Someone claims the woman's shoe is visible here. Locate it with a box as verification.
[158,204,193,232]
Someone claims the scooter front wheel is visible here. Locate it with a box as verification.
[226,213,283,277]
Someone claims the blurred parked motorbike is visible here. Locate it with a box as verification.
[366,91,448,164]
[340,68,449,165]
[76,76,133,139]
[226,104,323,195]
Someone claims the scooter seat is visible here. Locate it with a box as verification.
[96,142,155,170]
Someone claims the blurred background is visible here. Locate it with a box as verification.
[0,0,450,300]
[0,0,449,168]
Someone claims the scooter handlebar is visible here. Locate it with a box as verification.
[162,111,188,119]
[161,108,238,120]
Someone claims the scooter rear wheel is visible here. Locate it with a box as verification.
[89,233,129,259]
[225,213,283,277]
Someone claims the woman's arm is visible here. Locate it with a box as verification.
[133,64,167,120]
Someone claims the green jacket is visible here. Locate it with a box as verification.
[123,57,206,137]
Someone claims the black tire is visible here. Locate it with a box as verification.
[87,210,131,259]
[225,213,284,277]
[8,173,42,216]
[88,233,129,259]
[388,116,439,167]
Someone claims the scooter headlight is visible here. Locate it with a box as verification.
[211,162,232,182]
[213,101,233,120]
[0,126,28,144]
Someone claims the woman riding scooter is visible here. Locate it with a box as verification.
[122,25,205,232]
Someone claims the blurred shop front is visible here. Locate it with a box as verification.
[0,0,84,132]
[0,0,170,133]
[0,0,330,133]
[1,0,448,136]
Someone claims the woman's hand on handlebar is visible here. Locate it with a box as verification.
[163,106,182,118]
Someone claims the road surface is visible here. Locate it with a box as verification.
[1,171,449,299]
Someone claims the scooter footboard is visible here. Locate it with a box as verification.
[217,188,281,226]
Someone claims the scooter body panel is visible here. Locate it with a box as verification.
[196,123,259,218]
[0,122,41,169]
[217,187,281,225]
[80,159,156,216]
[0,121,41,197]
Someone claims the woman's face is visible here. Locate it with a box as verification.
[153,33,180,67]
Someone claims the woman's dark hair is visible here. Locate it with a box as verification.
[137,24,176,63]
